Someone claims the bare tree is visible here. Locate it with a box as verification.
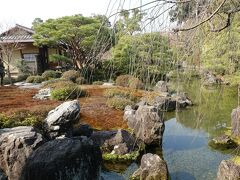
[0,25,21,85]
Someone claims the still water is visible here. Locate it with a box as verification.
[102,79,238,179]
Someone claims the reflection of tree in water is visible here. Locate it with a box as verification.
[171,79,238,137]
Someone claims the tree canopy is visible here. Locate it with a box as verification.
[33,14,113,69]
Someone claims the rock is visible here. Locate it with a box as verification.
[209,135,237,150]
[154,81,169,93]
[44,100,80,139]
[21,137,102,180]
[171,92,193,108]
[231,107,240,137]
[0,169,7,180]
[33,88,51,100]
[91,129,137,155]
[102,82,114,86]
[112,143,129,155]
[72,124,93,137]
[132,153,168,180]
[140,92,192,112]
[124,105,165,146]
[217,160,240,180]
[0,126,44,180]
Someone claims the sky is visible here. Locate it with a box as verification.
[0,0,143,28]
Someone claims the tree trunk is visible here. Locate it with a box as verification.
[7,65,13,85]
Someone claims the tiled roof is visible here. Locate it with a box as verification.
[0,24,35,43]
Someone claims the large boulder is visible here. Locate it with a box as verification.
[21,137,102,180]
[154,81,169,93]
[231,107,240,137]
[124,105,165,146]
[141,92,192,112]
[217,159,240,180]
[132,153,168,180]
[91,129,137,155]
[44,100,80,138]
[0,126,44,180]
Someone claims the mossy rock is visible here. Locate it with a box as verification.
[208,135,237,150]
[102,150,140,162]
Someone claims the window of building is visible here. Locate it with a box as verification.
[23,54,38,62]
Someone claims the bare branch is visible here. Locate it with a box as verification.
[173,0,227,32]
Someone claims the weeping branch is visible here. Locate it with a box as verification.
[173,0,227,32]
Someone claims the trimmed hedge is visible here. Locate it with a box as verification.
[42,70,62,80]
[116,75,144,89]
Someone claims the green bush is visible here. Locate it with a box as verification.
[106,97,134,110]
[16,74,29,82]
[42,70,62,80]
[26,76,35,83]
[43,79,75,89]
[92,81,104,85]
[51,85,86,100]
[0,112,43,129]
[33,76,45,83]
[61,70,81,82]
[76,77,86,85]
[116,75,144,89]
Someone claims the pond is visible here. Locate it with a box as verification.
[102,79,238,179]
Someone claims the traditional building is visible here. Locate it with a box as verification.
[0,24,58,76]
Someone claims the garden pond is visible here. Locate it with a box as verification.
[101,79,238,180]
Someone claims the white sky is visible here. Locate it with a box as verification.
[0,0,144,28]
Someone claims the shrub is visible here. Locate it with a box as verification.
[76,77,86,85]
[42,70,61,80]
[61,70,81,82]
[26,76,35,83]
[0,111,43,129]
[116,75,133,87]
[92,81,104,85]
[129,77,144,89]
[116,75,144,89]
[51,85,86,100]
[106,97,134,110]
[26,76,45,83]
[43,79,74,88]
[16,74,29,82]
[104,89,130,98]
[33,76,45,83]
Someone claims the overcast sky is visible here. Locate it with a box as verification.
[0,0,145,28]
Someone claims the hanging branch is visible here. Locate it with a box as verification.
[173,0,227,32]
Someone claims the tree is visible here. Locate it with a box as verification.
[33,14,112,70]
[0,26,21,85]
[114,9,145,40]
[107,32,174,83]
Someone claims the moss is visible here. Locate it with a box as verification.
[232,156,240,165]
[102,150,140,162]
[106,97,134,110]
[224,128,240,145]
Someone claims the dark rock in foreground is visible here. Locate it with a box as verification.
[231,107,240,137]
[21,137,102,180]
[0,126,44,180]
[44,100,80,139]
[124,105,165,146]
[132,153,168,180]
[0,169,7,180]
[217,159,240,180]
